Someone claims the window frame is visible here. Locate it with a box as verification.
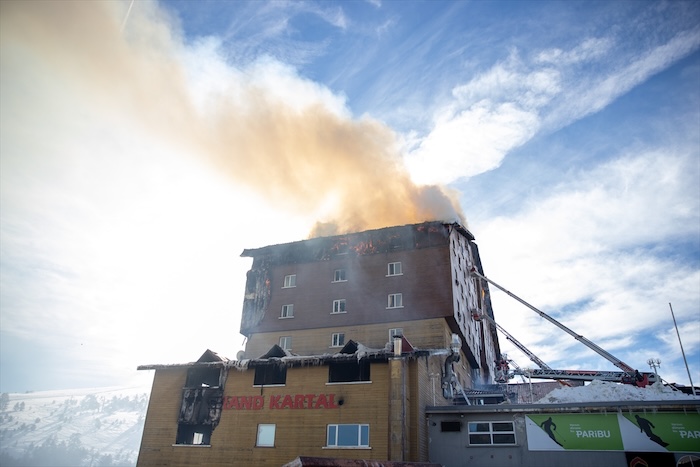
[256,424,276,447]
[333,269,347,282]
[328,360,371,384]
[253,364,287,386]
[331,332,345,348]
[175,424,212,446]
[387,293,403,309]
[332,299,347,314]
[325,424,370,448]
[467,421,516,446]
[280,304,294,319]
[279,336,292,351]
[389,328,404,340]
[387,262,403,276]
[283,274,296,288]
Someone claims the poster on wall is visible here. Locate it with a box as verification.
[526,412,700,452]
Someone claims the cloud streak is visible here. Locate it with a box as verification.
[406,27,700,185]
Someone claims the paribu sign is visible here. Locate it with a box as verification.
[223,393,339,410]
[526,412,700,453]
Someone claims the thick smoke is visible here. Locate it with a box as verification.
[1,1,465,237]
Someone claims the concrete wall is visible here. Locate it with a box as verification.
[427,406,698,467]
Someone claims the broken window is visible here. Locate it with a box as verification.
[333,269,346,282]
[185,367,221,388]
[387,262,402,276]
[176,424,212,445]
[283,274,296,288]
[332,299,346,314]
[176,387,222,445]
[331,333,345,347]
[253,364,287,386]
[280,304,294,318]
[328,359,370,383]
[387,293,403,308]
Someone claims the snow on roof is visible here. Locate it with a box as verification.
[537,380,697,403]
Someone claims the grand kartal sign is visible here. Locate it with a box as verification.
[222,393,340,410]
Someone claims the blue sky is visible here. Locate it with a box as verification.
[1,0,698,393]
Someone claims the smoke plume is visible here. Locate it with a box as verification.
[1,1,465,237]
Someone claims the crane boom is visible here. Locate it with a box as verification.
[470,267,636,374]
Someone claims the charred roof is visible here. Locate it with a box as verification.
[241,221,474,265]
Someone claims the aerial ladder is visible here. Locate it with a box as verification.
[470,267,656,387]
[476,311,578,386]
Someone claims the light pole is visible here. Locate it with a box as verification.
[647,358,661,379]
[669,303,697,398]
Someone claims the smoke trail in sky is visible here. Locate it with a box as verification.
[1,0,464,238]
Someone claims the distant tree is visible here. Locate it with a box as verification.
[80,394,99,412]
[0,392,9,411]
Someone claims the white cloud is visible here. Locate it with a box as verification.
[472,147,699,376]
[405,28,700,186]
[536,37,613,65]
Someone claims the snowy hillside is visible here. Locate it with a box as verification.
[0,386,150,467]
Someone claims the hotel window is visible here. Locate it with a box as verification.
[333,269,347,282]
[283,274,296,288]
[280,304,294,318]
[256,424,276,447]
[331,333,345,348]
[328,359,370,383]
[176,425,212,445]
[253,364,287,386]
[326,424,370,448]
[468,421,516,445]
[389,328,403,340]
[332,299,346,314]
[387,293,403,309]
[387,262,402,276]
[279,336,292,351]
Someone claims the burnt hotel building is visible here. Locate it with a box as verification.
[136,221,502,466]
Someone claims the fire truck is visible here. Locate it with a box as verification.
[469,267,656,387]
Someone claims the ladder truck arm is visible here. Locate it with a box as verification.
[469,267,654,386]
[477,312,552,370]
[512,368,657,383]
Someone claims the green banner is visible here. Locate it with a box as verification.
[526,412,700,452]
[621,412,700,452]
[527,414,623,450]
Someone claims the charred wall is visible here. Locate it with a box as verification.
[240,222,454,336]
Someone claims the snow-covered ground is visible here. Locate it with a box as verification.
[537,380,698,403]
[0,385,150,466]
